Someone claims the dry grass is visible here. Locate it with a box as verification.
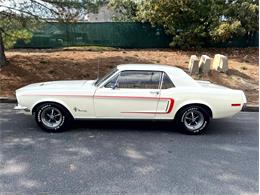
[0,47,258,104]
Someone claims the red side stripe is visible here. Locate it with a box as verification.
[121,98,174,114]
[95,95,159,100]
[23,94,92,97]
[22,94,175,114]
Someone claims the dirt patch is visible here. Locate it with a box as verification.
[0,48,258,104]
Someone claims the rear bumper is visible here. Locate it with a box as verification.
[241,103,247,111]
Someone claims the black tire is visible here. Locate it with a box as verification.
[34,103,72,132]
[175,105,210,135]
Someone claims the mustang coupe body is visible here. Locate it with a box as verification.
[15,64,247,134]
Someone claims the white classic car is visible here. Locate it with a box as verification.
[15,64,247,134]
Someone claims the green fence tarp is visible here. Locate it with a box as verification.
[15,22,171,48]
[14,22,258,49]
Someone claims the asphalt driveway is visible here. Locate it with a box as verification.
[0,103,258,194]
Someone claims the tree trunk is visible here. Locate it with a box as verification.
[0,32,7,68]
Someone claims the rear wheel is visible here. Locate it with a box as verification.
[34,103,72,132]
[176,105,210,135]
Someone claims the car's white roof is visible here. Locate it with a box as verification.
[117,64,182,72]
[117,64,200,87]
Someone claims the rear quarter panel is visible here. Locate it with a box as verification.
[158,87,245,120]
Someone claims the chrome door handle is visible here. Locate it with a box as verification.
[150,91,159,95]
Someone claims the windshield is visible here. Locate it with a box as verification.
[95,68,118,86]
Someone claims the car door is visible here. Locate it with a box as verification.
[155,72,176,119]
[94,70,162,118]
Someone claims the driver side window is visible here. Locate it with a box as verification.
[107,71,162,89]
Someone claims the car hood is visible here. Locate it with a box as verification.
[16,80,96,94]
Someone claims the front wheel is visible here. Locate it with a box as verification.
[34,103,72,132]
[176,106,210,135]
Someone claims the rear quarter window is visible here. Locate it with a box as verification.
[161,73,175,89]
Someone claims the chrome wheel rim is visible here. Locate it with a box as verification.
[183,110,204,131]
[41,107,62,128]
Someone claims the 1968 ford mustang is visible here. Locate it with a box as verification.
[15,64,247,134]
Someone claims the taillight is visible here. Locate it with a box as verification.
[231,104,241,107]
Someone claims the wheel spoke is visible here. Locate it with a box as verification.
[185,116,192,120]
[191,112,194,119]
[194,115,199,119]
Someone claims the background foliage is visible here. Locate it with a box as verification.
[0,11,39,49]
[0,0,102,47]
[0,0,259,51]
[110,0,259,48]
[0,0,102,66]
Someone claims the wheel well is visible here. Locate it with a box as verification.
[32,101,74,119]
[175,103,213,119]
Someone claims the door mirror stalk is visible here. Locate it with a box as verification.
[112,83,119,89]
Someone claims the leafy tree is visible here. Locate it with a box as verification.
[0,10,39,48]
[217,0,259,42]
[110,0,259,48]
[137,0,221,48]
[0,0,102,67]
[108,0,139,21]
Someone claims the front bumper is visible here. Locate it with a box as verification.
[14,105,30,112]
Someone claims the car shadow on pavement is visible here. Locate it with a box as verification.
[68,118,248,136]
[72,120,178,134]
